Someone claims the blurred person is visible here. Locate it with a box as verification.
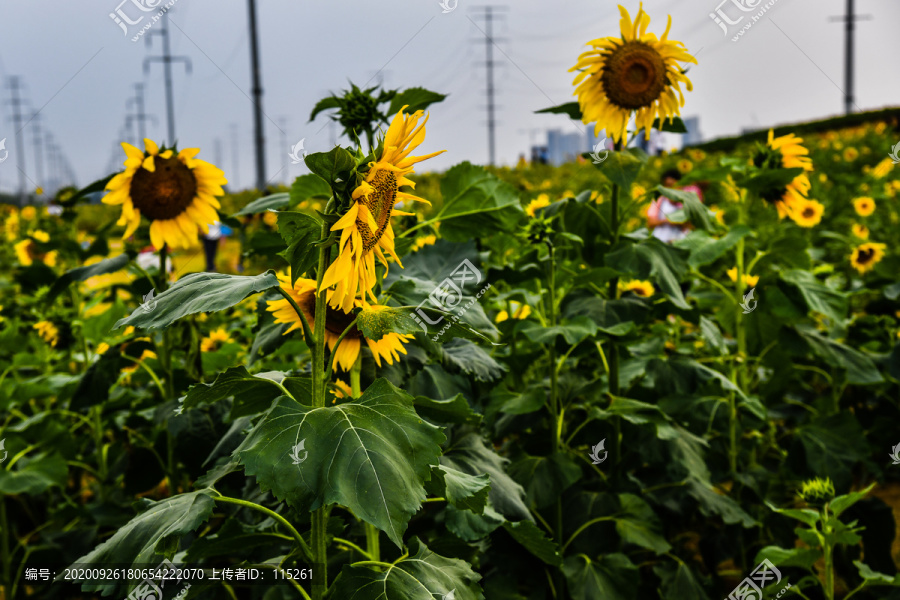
[201,221,223,272]
[646,169,704,243]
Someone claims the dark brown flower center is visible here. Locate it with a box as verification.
[857,248,875,264]
[130,156,198,220]
[802,207,815,218]
[298,290,361,339]
[601,41,668,110]
[356,169,397,252]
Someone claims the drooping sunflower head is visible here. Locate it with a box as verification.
[103,139,227,250]
[570,3,697,143]
[267,273,413,372]
[850,242,886,275]
[753,131,815,220]
[33,319,72,349]
[321,107,445,312]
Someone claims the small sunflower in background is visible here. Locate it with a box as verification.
[201,328,233,352]
[103,138,227,250]
[791,199,825,228]
[851,223,869,239]
[753,130,814,222]
[677,159,693,174]
[570,3,697,144]
[411,234,437,252]
[525,194,551,217]
[320,107,444,312]
[873,157,894,179]
[853,196,875,217]
[850,242,886,274]
[34,321,59,347]
[267,273,413,372]
[726,268,759,288]
[20,206,36,220]
[496,301,532,323]
[619,279,655,298]
[798,477,835,504]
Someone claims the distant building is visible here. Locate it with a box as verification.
[682,116,702,146]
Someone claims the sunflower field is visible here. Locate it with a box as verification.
[3,4,900,600]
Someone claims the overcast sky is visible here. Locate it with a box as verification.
[0,0,898,195]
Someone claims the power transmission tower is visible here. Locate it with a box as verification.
[829,0,872,115]
[470,6,507,166]
[144,12,191,145]
[127,83,155,144]
[31,112,45,194]
[247,0,267,193]
[278,116,289,185]
[6,76,29,206]
[230,123,241,191]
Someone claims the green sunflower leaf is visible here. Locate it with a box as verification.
[387,87,448,116]
[562,553,639,600]
[780,270,848,323]
[598,148,647,189]
[658,185,714,232]
[236,378,445,548]
[795,325,882,385]
[304,146,356,185]
[289,173,332,205]
[113,271,280,330]
[0,452,67,495]
[651,116,688,133]
[503,520,563,566]
[431,162,524,241]
[180,366,308,420]
[329,538,484,600]
[276,211,323,284]
[63,491,216,596]
[233,192,290,216]
[535,101,582,120]
[425,464,491,514]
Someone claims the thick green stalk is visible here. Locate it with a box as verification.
[310,224,330,600]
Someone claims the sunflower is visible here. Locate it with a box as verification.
[678,159,693,174]
[103,138,227,250]
[570,3,697,143]
[526,194,551,217]
[753,131,814,219]
[873,157,894,179]
[496,301,532,323]
[412,234,437,252]
[34,321,59,347]
[843,147,859,162]
[853,197,875,217]
[320,108,444,312]
[20,206,36,220]
[851,223,869,239]
[267,273,414,372]
[726,268,759,288]
[791,199,824,228]
[4,211,19,241]
[619,279,655,297]
[15,239,57,267]
[29,229,49,243]
[850,242,886,274]
[201,328,232,352]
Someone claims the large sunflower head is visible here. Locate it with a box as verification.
[267,273,413,372]
[850,242,886,275]
[570,3,697,143]
[753,131,815,220]
[320,107,444,312]
[103,139,227,250]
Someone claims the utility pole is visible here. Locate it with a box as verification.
[230,123,241,191]
[829,0,872,115]
[6,76,28,206]
[247,0,267,193]
[470,6,507,166]
[144,12,191,146]
[31,113,45,195]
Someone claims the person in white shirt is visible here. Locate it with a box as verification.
[646,169,704,243]
[201,221,223,271]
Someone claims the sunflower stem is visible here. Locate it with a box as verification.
[311,223,330,600]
